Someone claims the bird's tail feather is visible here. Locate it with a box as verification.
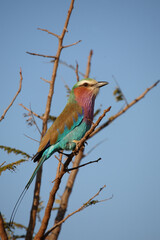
[9,154,46,226]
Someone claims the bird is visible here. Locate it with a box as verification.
[9,78,108,224]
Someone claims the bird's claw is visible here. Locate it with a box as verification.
[72,140,88,150]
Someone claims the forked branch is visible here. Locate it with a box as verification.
[43,185,110,239]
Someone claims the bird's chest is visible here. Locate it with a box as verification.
[58,121,90,151]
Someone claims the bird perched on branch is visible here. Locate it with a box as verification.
[10,78,108,224]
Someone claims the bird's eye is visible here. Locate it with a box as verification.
[83,82,89,87]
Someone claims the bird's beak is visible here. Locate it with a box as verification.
[96,81,109,88]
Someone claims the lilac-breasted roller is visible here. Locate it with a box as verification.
[10,78,108,224]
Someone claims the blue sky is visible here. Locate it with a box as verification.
[0,0,160,239]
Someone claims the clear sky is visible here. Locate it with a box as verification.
[0,0,160,239]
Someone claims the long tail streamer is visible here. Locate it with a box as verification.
[9,155,46,225]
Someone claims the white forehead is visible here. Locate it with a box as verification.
[78,79,97,86]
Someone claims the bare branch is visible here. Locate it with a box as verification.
[62,40,81,49]
[37,28,59,39]
[33,1,76,239]
[43,185,108,239]
[66,157,102,171]
[30,107,42,135]
[85,49,93,78]
[90,80,160,138]
[26,51,57,59]
[0,68,23,122]
[40,77,51,84]
[19,104,43,120]
[75,62,79,82]
[58,60,85,77]
[24,134,40,143]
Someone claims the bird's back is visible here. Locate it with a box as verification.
[37,101,83,154]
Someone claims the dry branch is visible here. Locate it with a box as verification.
[90,80,160,138]
[47,149,84,240]
[31,0,77,239]
[0,68,23,122]
[66,157,101,171]
[26,51,56,59]
[19,103,43,120]
[57,60,85,77]
[85,50,93,78]
[62,40,81,48]
[75,62,79,82]
[37,28,59,39]
[40,77,51,84]
[43,185,107,239]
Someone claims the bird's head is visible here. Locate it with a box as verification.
[71,78,108,101]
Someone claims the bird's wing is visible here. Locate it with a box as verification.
[37,102,83,153]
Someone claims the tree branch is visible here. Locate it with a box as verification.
[75,62,79,82]
[26,51,57,59]
[85,49,93,78]
[90,80,160,138]
[58,60,85,77]
[47,149,84,240]
[37,28,59,39]
[33,1,76,239]
[62,40,81,48]
[19,104,43,120]
[43,185,108,239]
[40,77,51,84]
[66,157,101,171]
[0,68,23,122]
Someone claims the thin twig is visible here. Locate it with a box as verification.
[84,139,107,157]
[66,157,101,171]
[40,77,51,84]
[29,105,42,135]
[37,28,59,39]
[26,51,57,59]
[19,104,43,120]
[62,40,81,48]
[56,60,85,77]
[0,68,23,122]
[24,134,39,143]
[85,50,93,78]
[43,185,108,238]
[75,62,79,82]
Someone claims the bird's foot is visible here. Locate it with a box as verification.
[72,140,88,151]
